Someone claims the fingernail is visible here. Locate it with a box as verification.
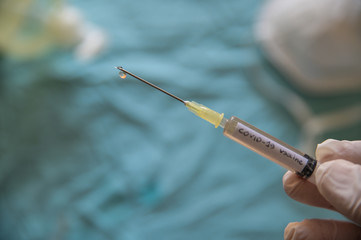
[315,139,340,161]
[284,222,297,240]
[283,171,294,182]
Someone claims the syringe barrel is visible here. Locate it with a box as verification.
[223,116,318,183]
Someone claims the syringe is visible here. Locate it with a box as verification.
[116,67,318,183]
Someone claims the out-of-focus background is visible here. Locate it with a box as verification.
[1,0,360,239]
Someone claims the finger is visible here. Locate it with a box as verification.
[283,171,334,210]
[316,160,361,225]
[284,219,361,240]
[316,139,361,164]
[282,139,361,211]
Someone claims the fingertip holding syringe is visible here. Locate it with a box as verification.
[116,66,318,183]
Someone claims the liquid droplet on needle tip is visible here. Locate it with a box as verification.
[119,71,127,79]
[114,66,127,79]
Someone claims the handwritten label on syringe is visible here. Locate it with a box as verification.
[231,122,308,172]
[238,127,275,150]
[279,149,303,165]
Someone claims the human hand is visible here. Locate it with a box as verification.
[282,139,361,240]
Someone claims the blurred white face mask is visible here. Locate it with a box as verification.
[0,0,107,61]
[255,0,361,95]
[253,0,361,153]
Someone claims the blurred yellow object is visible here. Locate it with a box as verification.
[0,0,106,60]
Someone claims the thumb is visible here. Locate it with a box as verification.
[284,219,361,240]
[316,159,361,225]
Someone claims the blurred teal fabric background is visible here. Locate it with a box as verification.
[1,0,359,239]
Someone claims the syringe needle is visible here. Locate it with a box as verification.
[114,66,318,183]
[116,66,225,128]
[116,66,185,104]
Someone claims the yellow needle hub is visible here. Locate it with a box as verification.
[185,101,224,128]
